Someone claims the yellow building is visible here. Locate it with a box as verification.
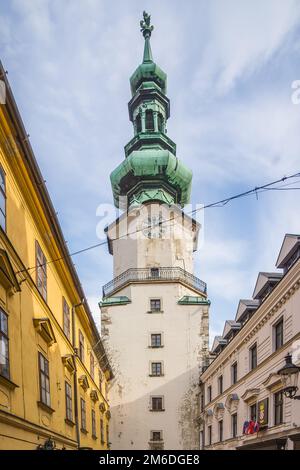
[0,62,113,450]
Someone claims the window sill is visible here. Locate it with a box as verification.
[149,409,165,412]
[37,401,55,414]
[149,374,164,377]
[0,374,19,390]
[65,418,76,427]
[148,346,164,349]
[147,311,164,314]
[81,428,88,435]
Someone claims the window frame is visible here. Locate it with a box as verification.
[274,391,284,426]
[35,241,47,302]
[208,425,212,446]
[150,395,164,412]
[65,381,73,422]
[232,413,237,438]
[0,308,9,379]
[150,333,162,348]
[38,352,51,407]
[249,342,257,371]
[79,330,85,362]
[100,418,105,443]
[231,362,238,385]
[150,298,161,313]
[91,409,96,438]
[80,398,86,431]
[250,403,257,421]
[150,361,163,377]
[218,375,223,395]
[63,297,71,340]
[207,385,212,404]
[90,353,95,380]
[219,420,223,442]
[274,317,284,351]
[151,430,163,442]
[0,165,6,232]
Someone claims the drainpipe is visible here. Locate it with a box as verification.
[72,302,83,450]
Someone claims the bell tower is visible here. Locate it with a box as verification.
[100,12,210,450]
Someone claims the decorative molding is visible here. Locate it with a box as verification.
[262,373,282,391]
[225,393,240,414]
[99,402,106,414]
[90,390,99,403]
[241,388,260,403]
[78,375,89,391]
[62,355,76,374]
[33,318,56,346]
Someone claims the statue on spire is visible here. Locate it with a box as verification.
[140,11,154,38]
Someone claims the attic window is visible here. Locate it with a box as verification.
[145,110,154,131]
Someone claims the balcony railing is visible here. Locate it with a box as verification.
[102,267,207,298]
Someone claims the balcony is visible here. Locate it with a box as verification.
[102,267,207,298]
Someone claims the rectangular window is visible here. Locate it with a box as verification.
[274,391,283,425]
[151,396,164,411]
[250,343,257,370]
[151,362,163,376]
[219,420,223,442]
[99,370,102,393]
[90,354,95,380]
[231,362,238,385]
[207,385,212,403]
[92,409,96,437]
[106,425,109,447]
[36,241,47,301]
[200,430,204,450]
[150,267,159,278]
[79,330,85,362]
[150,299,161,312]
[63,297,70,340]
[80,398,86,431]
[232,413,237,438]
[65,382,73,422]
[0,166,6,231]
[275,318,284,351]
[218,375,223,395]
[151,333,162,348]
[100,418,104,443]
[250,403,257,421]
[208,425,212,446]
[200,393,204,412]
[38,352,50,407]
[151,431,162,441]
[0,309,9,379]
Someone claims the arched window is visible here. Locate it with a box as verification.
[136,113,142,134]
[145,110,154,131]
[0,166,6,231]
[158,113,164,132]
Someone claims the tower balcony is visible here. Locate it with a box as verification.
[102,266,207,298]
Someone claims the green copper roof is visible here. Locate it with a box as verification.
[178,296,211,305]
[109,12,192,209]
[99,296,131,307]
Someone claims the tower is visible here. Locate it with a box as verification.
[100,12,210,450]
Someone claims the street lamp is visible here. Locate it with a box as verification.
[277,353,300,400]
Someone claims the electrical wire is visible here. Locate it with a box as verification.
[15,171,300,276]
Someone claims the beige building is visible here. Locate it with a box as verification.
[199,234,300,450]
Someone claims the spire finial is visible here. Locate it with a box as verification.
[140,11,154,39]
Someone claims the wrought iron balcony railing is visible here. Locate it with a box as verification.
[102,267,207,298]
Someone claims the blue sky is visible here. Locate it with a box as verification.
[1,0,300,344]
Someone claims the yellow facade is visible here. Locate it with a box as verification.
[0,63,112,450]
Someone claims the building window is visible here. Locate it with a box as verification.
[151,333,162,348]
[38,352,50,407]
[208,425,212,445]
[92,409,96,437]
[0,309,9,378]
[200,393,204,412]
[150,267,160,278]
[100,418,104,443]
[150,299,161,312]
[65,381,73,422]
[207,385,212,404]
[0,166,6,231]
[106,425,110,447]
[151,362,163,376]
[231,362,238,385]
[63,297,70,340]
[232,413,237,438]
[219,420,223,442]
[99,370,103,393]
[250,403,257,421]
[274,391,283,425]
[136,113,142,133]
[79,330,85,362]
[36,241,47,301]
[249,343,257,370]
[90,353,95,380]
[158,113,164,133]
[218,375,223,395]
[80,398,86,431]
[274,318,284,351]
[151,396,164,411]
[200,430,204,450]
[145,109,154,131]
[151,430,162,441]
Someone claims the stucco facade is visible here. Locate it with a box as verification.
[0,61,112,450]
[199,234,300,450]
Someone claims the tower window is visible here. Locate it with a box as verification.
[158,113,164,132]
[150,362,163,376]
[150,396,164,411]
[150,430,163,441]
[150,299,161,312]
[151,333,162,348]
[145,109,154,131]
[136,113,142,133]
